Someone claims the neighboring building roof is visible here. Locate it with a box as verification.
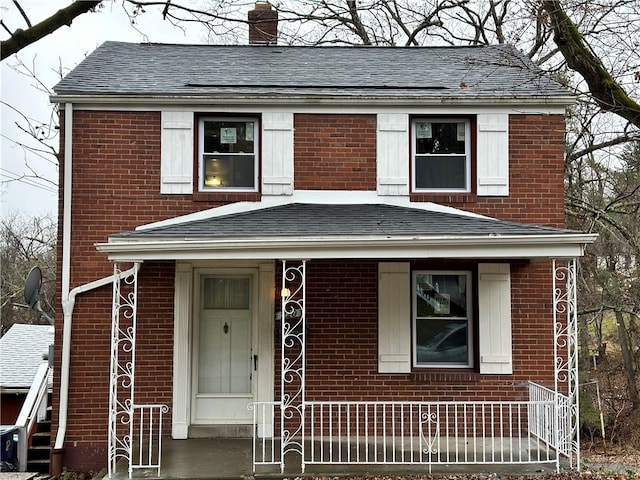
[0,324,53,390]
[52,41,571,102]
[111,203,577,239]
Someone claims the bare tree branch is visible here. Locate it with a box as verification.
[568,132,640,164]
[1,1,102,61]
[542,0,640,128]
[12,0,32,28]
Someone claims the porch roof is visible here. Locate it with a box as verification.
[96,203,596,261]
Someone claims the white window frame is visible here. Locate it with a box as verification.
[198,116,260,192]
[411,118,471,193]
[412,270,473,369]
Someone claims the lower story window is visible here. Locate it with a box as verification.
[413,271,472,368]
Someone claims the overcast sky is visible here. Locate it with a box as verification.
[1,0,211,219]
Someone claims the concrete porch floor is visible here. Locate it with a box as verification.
[96,438,566,480]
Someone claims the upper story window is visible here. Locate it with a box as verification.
[413,270,472,368]
[412,118,471,192]
[198,117,259,191]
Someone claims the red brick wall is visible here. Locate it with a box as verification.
[412,114,566,228]
[54,111,221,471]
[52,262,175,471]
[294,114,377,190]
[277,259,556,405]
[54,109,566,471]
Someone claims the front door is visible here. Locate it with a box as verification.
[192,273,254,424]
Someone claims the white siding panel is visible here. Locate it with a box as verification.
[172,262,192,438]
[377,114,409,196]
[161,111,194,194]
[478,263,513,374]
[477,113,509,196]
[262,112,294,196]
[378,262,411,373]
[256,263,275,437]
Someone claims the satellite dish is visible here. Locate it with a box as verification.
[23,266,54,324]
[25,266,43,308]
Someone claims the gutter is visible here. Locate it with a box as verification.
[95,233,599,262]
[49,93,576,108]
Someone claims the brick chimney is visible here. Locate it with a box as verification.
[248,2,278,45]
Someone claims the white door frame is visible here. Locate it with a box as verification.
[191,268,256,424]
[171,260,275,439]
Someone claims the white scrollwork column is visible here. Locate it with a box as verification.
[108,263,140,478]
[280,260,306,474]
[553,259,579,469]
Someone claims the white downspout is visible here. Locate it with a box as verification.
[53,102,138,455]
[55,102,74,452]
[55,266,139,451]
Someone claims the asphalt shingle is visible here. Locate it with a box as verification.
[111,203,576,239]
[53,42,570,99]
[0,324,53,389]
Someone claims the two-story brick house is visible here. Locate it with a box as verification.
[49,3,595,476]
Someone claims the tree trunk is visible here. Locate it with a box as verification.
[615,310,640,410]
[542,0,640,128]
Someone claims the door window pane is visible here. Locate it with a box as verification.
[203,277,250,310]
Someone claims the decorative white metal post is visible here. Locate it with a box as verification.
[280,260,306,473]
[553,258,580,470]
[108,263,140,478]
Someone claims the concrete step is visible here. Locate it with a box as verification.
[188,424,252,438]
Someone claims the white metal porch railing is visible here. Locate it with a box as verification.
[107,263,169,478]
[528,382,572,458]
[252,384,568,473]
[129,404,169,477]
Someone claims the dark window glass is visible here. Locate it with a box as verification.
[415,272,470,366]
[413,120,469,191]
[200,119,257,190]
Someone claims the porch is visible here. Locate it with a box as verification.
[249,382,573,475]
[94,202,594,478]
[100,437,563,479]
[102,383,572,478]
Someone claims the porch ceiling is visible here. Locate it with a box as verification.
[96,203,596,261]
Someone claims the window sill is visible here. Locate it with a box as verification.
[193,191,262,203]
[411,370,480,384]
[410,193,477,204]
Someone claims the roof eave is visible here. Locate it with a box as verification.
[50,93,575,107]
[0,386,31,393]
[95,233,597,262]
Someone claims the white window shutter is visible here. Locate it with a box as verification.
[477,113,509,196]
[161,111,193,194]
[262,112,294,195]
[377,114,409,196]
[378,262,411,373]
[478,263,513,374]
